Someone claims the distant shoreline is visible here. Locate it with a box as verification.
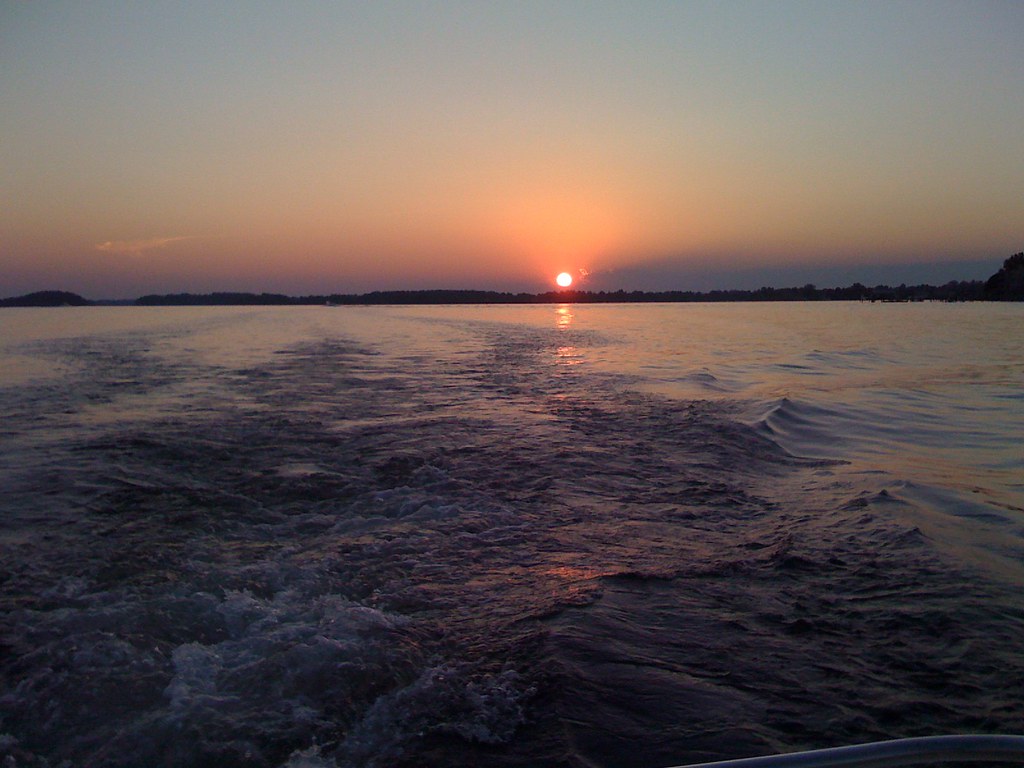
[0,283,1006,307]
[130,283,989,304]
[3,253,1023,306]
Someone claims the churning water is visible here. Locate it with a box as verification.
[1,302,1022,768]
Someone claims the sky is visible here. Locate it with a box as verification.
[2,1,1023,298]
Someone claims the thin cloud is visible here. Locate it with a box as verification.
[95,236,193,256]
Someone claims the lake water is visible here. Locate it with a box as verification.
[1,302,1022,768]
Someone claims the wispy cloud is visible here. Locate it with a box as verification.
[95,236,193,256]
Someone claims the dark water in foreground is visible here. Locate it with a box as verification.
[1,304,1022,767]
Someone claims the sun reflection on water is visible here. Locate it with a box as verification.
[556,346,583,365]
[555,305,573,330]
[554,305,584,366]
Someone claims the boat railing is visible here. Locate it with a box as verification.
[669,735,1024,768]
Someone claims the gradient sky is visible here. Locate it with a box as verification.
[3,1,1023,297]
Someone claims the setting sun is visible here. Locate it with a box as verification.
[556,272,573,288]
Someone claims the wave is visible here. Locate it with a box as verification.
[751,396,855,460]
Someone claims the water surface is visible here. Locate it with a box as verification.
[1,302,1021,768]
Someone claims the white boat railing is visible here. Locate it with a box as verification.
[669,735,1024,768]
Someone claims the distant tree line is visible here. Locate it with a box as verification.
[4,252,1022,307]
[134,291,296,306]
[130,281,991,305]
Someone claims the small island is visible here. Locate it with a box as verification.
[0,290,92,307]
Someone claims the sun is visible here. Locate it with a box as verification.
[556,272,573,288]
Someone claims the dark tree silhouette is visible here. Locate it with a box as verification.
[0,291,91,307]
[984,252,1024,300]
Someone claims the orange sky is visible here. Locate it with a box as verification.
[3,2,1022,297]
